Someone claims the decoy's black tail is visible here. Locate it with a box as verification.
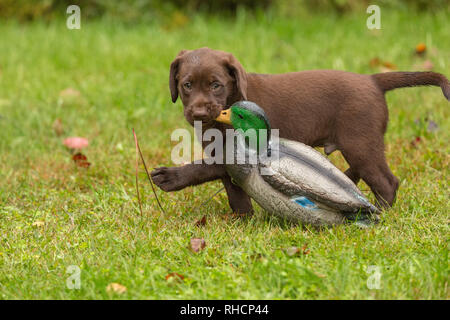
[345,210,380,227]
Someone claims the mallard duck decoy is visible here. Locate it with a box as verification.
[215,101,380,227]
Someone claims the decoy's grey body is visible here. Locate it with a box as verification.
[216,101,380,227]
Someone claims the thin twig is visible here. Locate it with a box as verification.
[133,129,143,217]
[191,186,225,212]
[133,129,166,215]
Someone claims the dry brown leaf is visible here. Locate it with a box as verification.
[411,136,422,148]
[165,272,185,282]
[194,215,207,227]
[286,247,300,256]
[32,221,45,227]
[190,238,206,253]
[370,58,397,72]
[106,282,127,294]
[286,245,309,256]
[286,244,310,257]
[72,153,91,168]
[302,244,310,255]
[369,57,381,68]
[381,61,397,70]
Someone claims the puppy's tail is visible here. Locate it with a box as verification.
[372,71,450,101]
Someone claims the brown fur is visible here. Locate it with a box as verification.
[151,47,450,213]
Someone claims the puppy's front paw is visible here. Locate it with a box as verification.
[151,167,185,192]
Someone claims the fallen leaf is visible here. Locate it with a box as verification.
[72,153,87,161]
[286,247,300,256]
[286,245,309,256]
[194,215,207,227]
[106,282,127,294]
[411,136,421,148]
[381,61,397,70]
[190,238,206,253]
[370,58,397,72]
[72,152,91,168]
[369,57,381,68]
[63,137,89,150]
[52,118,64,136]
[302,244,311,255]
[165,272,185,281]
[415,43,426,55]
[32,221,45,227]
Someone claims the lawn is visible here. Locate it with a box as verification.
[0,9,449,299]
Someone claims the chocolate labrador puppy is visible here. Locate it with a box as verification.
[151,47,450,213]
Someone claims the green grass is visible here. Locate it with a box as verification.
[0,9,449,299]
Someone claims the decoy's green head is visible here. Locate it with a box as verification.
[215,101,271,154]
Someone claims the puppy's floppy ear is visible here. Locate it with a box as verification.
[169,50,187,103]
[224,53,248,100]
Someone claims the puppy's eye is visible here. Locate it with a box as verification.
[183,82,192,90]
[211,82,221,90]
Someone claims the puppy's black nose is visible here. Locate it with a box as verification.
[192,109,210,121]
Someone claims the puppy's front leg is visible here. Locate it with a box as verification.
[151,163,253,214]
[151,162,227,192]
[222,176,253,214]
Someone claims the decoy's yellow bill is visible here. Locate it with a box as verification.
[215,108,232,124]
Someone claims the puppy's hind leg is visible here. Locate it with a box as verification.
[340,140,399,209]
[344,167,361,185]
[325,143,361,185]
[325,142,361,185]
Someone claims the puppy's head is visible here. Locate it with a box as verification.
[169,47,247,127]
